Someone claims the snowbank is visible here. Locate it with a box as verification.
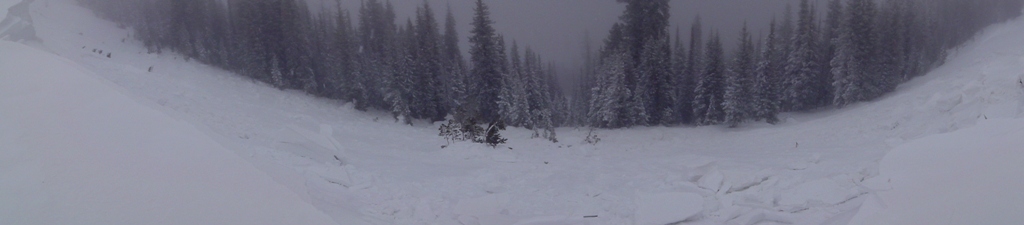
[849,119,1024,224]
[0,41,342,224]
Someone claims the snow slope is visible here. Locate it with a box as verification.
[4,0,1024,224]
[845,13,1024,223]
[848,119,1024,224]
[0,41,344,224]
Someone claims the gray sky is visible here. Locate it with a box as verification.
[321,0,814,74]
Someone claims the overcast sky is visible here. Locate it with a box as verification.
[320,0,816,74]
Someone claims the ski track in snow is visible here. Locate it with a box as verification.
[10,0,1024,224]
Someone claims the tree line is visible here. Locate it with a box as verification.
[568,0,1023,128]
[79,0,1021,131]
[79,0,565,138]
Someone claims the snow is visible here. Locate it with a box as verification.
[0,0,35,41]
[634,192,704,225]
[848,119,1024,224]
[0,0,15,18]
[846,16,1024,224]
[2,0,1023,224]
[453,193,516,225]
[0,41,343,224]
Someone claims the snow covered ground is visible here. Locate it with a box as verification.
[0,40,340,224]
[848,118,1024,224]
[2,0,1023,224]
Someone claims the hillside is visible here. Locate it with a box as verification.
[0,39,344,225]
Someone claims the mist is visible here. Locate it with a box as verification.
[320,0,810,74]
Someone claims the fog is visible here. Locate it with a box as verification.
[320,0,817,74]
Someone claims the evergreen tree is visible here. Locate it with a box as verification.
[280,0,314,91]
[441,5,468,120]
[876,0,913,93]
[412,2,446,122]
[545,62,568,129]
[617,0,670,126]
[898,0,924,80]
[525,48,556,138]
[468,0,502,123]
[819,0,844,107]
[754,20,781,124]
[354,0,396,110]
[306,9,332,96]
[570,31,596,127]
[671,27,689,125]
[589,51,629,128]
[230,0,279,84]
[782,0,821,111]
[833,0,876,107]
[201,0,229,66]
[524,48,544,127]
[383,19,415,125]
[496,36,509,76]
[498,41,531,127]
[327,9,357,101]
[642,36,675,125]
[779,4,796,61]
[693,32,726,126]
[724,24,755,127]
[681,16,703,124]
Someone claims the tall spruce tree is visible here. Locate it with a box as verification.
[571,31,596,127]
[779,4,796,62]
[498,41,530,127]
[897,0,923,80]
[682,16,703,124]
[754,20,781,124]
[468,0,502,123]
[617,0,670,126]
[833,0,876,107]
[441,5,467,120]
[412,2,446,122]
[671,27,689,125]
[640,37,673,125]
[327,9,357,101]
[819,0,844,107]
[782,0,821,111]
[354,0,396,110]
[525,48,556,138]
[383,19,415,124]
[693,32,726,126]
[876,0,909,94]
[724,23,755,127]
[589,51,629,128]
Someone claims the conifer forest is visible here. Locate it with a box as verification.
[79,0,1023,131]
